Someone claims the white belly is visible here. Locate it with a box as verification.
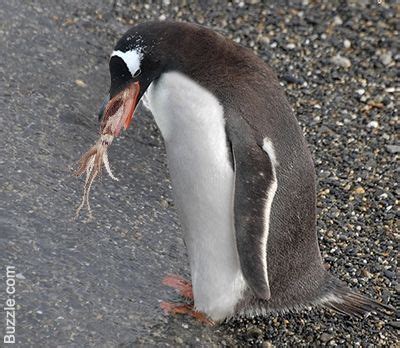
[143,71,246,320]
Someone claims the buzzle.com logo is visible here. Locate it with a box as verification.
[4,266,16,344]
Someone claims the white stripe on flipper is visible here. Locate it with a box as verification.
[261,137,279,292]
[262,138,279,167]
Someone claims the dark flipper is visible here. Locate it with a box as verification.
[228,119,277,300]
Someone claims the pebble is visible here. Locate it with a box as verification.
[385,87,396,93]
[282,74,304,84]
[333,15,343,26]
[353,186,365,195]
[15,273,26,279]
[387,322,400,330]
[361,269,373,279]
[260,36,270,44]
[385,145,400,154]
[75,79,87,87]
[343,39,351,48]
[383,270,396,280]
[395,284,400,293]
[367,121,379,128]
[246,326,264,338]
[160,198,169,209]
[330,54,351,68]
[379,51,392,66]
[320,333,334,342]
[174,337,184,344]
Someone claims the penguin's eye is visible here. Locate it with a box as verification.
[133,68,141,78]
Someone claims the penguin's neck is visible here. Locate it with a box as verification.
[143,71,246,320]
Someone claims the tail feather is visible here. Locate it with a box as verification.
[321,278,394,318]
[236,273,394,319]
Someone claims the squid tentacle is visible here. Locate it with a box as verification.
[75,87,134,219]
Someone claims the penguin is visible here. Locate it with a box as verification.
[98,21,391,322]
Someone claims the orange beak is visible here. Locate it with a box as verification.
[122,81,140,130]
[102,81,140,137]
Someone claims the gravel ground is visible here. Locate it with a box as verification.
[115,1,399,345]
[1,0,398,346]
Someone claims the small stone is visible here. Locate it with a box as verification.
[383,270,395,280]
[319,126,336,135]
[75,79,86,87]
[160,198,169,209]
[387,321,400,329]
[246,326,263,338]
[344,39,351,48]
[356,88,365,96]
[395,284,400,293]
[320,333,333,342]
[174,337,184,344]
[16,273,25,279]
[286,43,296,50]
[385,87,396,93]
[367,121,379,128]
[379,51,392,66]
[361,269,373,279]
[354,186,365,195]
[282,74,304,84]
[385,145,400,154]
[330,54,351,68]
[333,15,343,25]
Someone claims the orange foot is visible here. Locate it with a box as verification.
[160,301,214,325]
[162,274,193,300]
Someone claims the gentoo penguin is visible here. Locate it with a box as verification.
[97,21,391,322]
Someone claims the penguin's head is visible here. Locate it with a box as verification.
[98,23,165,129]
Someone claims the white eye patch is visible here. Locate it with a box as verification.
[111,49,143,77]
